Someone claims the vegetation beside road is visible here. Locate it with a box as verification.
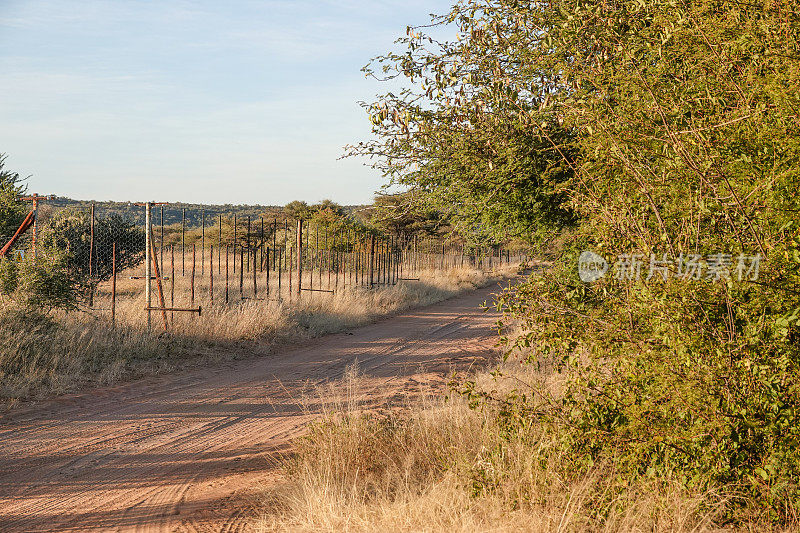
[257,0,800,529]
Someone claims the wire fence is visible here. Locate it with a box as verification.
[4,200,529,331]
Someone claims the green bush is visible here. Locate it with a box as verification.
[0,258,18,295]
[0,250,78,311]
[367,0,800,524]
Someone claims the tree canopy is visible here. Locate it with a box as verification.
[354,0,800,522]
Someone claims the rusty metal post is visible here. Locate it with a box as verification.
[333,231,338,290]
[111,242,117,326]
[296,219,302,297]
[239,245,244,298]
[148,225,169,332]
[170,244,175,320]
[369,235,375,288]
[260,217,264,272]
[356,234,361,286]
[89,203,95,278]
[32,195,39,260]
[242,215,251,272]
[88,203,95,307]
[350,230,354,287]
[326,228,331,291]
[252,246,257,298]
[277,246,281,299]
[308,223,313,292]
[283,220,292,302]
[145,202,152,331]
[160,205,164,274]
[233,213,237,273]
[390,236,395,285]
[181,208,186,276]
[278,220,284,298]
[209,244,214,306]
[191,244,196,305]
[265,246,270,297]
[246,216,251,273]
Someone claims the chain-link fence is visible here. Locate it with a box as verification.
[3,200,529,331]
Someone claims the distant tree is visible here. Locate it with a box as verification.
[39,209,145,282]
[370,193,444,237]
[313,199,345,217]
[284,200,313,220]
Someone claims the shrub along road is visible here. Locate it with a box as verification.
[0,280,509,532]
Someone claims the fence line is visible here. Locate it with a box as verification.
[4,201,529,331]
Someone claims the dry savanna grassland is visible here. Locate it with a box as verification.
[0,264,519,407]
[254,345,782,533]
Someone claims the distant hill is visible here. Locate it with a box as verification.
[46,197,367,227]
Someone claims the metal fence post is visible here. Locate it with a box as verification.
[88,203,95,279]
[145,202,152,332]
[369,235,376,288]
[111,242,117,326]
[88,202,95,307]
[296,219,303,297]
[181,208,186,276]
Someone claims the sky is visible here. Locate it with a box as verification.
[0,0,454,205]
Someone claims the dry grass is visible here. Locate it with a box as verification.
[103,266,512,342]
[0,265,518,406]
[253,355,784,532]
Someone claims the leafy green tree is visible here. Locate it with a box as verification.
[39,209,145,283]
[313,199,345,217]
[13,250,78,311]
[347,10,576,245]
[284,200,312,220]
[369,192,445,237]
[362,0,800,522]
[0,154,28,240]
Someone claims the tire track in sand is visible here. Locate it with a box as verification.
[0,281,509,532]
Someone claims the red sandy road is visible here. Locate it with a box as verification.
[0,282,507,532]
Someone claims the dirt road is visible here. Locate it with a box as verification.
[0,282,507,532]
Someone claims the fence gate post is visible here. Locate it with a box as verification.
[145,201,152,332]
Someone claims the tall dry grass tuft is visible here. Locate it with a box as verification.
[255,357,739,532]
[0,303,171,403]
[0,266,518,407]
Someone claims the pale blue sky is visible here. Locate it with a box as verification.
[0,0,453,205]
